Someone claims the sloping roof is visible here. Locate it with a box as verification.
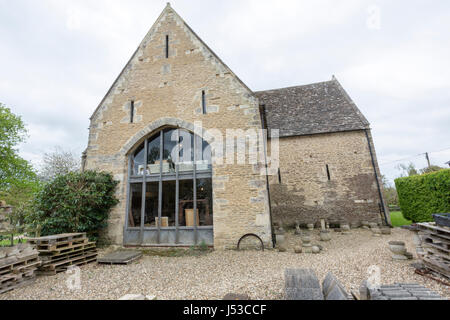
[255,77,370,138]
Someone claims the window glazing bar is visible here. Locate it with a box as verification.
[139,138,148,245]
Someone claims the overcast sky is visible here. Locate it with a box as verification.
[1,0,449,183]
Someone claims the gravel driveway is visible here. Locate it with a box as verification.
[1,228,449,300]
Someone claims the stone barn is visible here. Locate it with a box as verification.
[83,4,389,249]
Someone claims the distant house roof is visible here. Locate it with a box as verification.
[255,77,370,138]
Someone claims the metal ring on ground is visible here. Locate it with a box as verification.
[237,233,264,251]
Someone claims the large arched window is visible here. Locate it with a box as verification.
[125,127,212,245]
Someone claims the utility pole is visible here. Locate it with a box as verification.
[425,152,431,168]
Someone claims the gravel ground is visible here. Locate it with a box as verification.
[1,228,449,300]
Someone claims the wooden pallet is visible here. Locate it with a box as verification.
[41,248,97,267]
[423,234,450,250]
[39,251,98,271]
[37,255,97,276]
[39,242,96,261]
[27,233,87,245]
[31,238,89,252]
[417,223,450,240]
[0,274,36,294]
[0,255,40,276]
[422,256,450,279]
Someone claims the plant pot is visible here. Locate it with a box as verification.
[275,234,285,245]
[389,241,407,260]
[320,231,331,242]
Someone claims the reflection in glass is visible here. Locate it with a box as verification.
[132,144,145,176]
[128,128,213,232]
[197,178,213,226]
[162,181,176,226]
[129,183,142,227]
[144,182,159,227]
[179,179,194,227]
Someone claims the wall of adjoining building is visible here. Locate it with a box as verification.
[268,130,388,227]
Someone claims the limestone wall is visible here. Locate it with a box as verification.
[84,6,272,249]
[268,130,388,227]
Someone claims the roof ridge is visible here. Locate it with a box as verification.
[255,79,334,94]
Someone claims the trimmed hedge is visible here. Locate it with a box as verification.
[395,169,450,222]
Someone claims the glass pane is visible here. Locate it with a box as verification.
[197,139,212,171]
[144,182,159,227]
[162,180,176,227]
[147,133,161,175]
[132,143,145,176]
[162,129,177,173]
[179,179,194,227]
[179,130,194,172]
[129,183,142,227]
[197,178,213,226]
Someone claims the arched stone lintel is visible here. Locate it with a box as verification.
[119,117,214,156]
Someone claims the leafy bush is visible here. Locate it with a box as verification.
[26,171,119,240]
[395,169,450,222]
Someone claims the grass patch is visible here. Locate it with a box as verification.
[390,211,412,227]
[0,237,27,247]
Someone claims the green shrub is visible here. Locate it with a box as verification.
[26,171,119,240]
[395,169,450,222]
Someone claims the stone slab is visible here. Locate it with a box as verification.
[285,288,324,301]
[98,250,142,265]
[326,285,348,300]
[285,269,320,289]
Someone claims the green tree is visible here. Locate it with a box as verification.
[0,103,37,189]
[0,104,40,234]
[397,163,419,177]
[381,175,399,207]
[420,165,444,175]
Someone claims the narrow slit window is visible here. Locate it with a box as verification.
[130,101,135,123]
[202,91,207,114]
[326,165,331,181]
[165,35,169,59]
[278,168,282,184]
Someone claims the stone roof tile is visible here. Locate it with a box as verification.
[255,78,370,137]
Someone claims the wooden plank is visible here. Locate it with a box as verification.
[417,223,450,239]
[0,274,36,294]
[97,250,142,265]
[422,257,450,279]
[27,233,86,245]
[41,248,97,266]
[0,255,40,275]
[40,252,98,271]
[39,242,96,259]
[32,238,89,251]
[37,255,97,275]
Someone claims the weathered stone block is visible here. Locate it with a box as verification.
[285,288,324,301]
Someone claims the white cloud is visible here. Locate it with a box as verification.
[0,0,449,184]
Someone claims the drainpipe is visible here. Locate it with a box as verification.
[259,104,276,248]
[364,129,389,226]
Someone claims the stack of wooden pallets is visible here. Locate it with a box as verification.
[417,222,450,279]
[28,233,97,276]
[0,244,41,294]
